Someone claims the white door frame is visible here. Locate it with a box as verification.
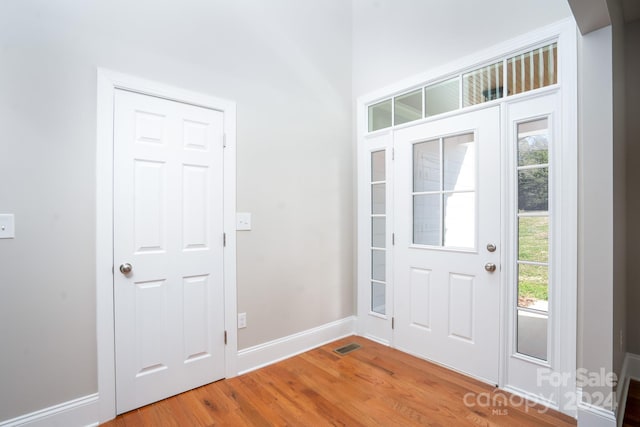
[95,69,238,423]
[356,18,577,416]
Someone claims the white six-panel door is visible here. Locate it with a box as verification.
[393,107,501,384]
[113,89,225,414]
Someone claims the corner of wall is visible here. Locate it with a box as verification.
[624,17,640,359]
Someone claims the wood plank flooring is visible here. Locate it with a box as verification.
[624,379,640,426]
[102,336,576,426]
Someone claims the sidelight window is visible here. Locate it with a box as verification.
[515,117,550,361]
[371,150,387,314]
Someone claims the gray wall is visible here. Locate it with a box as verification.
[0,0,353,421]
[2,0,627,422]
[609,0,627,382]
[626,19,640,355]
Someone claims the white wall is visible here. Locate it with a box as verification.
[0,0,353,421]
[352,0,572,98]
[577,24,615,409]
[570,1,629,417]
[626,19,640,355]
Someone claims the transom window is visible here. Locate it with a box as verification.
[368,43,558,132]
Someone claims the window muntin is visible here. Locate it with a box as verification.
[412,132,476,249]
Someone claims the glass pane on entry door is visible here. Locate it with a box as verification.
[412,132,476,249]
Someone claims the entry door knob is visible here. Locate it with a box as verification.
[484,263,497,272]
[119,263,133,274]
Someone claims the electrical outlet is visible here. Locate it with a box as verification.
[238,312,247,329]
[0,214,15,239]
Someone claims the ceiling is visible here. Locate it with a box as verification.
[568,0,640,34]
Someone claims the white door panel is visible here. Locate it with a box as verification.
[394,107,501,384]
[114,89,225,414]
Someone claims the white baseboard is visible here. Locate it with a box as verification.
[616,352,640,427]
[622,352,640,380]
[577,388,616,427]
[0,394,99,427]
[502,385,560,412]
[360,333,390,347]
[237,316,356,375]
[576,353,640,427]
[0,317,356,426]
[577,403,616,427]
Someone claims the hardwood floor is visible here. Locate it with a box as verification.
[624,379,640,426]
[102,336,576,426]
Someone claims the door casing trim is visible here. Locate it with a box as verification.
[96,69,237,423]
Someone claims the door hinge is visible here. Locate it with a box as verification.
[392,233,395,245]
[223,233,226,247]
[223,133,227,148]
[224,330,228,345]
[392,317,395,330]
[392,147,395,160]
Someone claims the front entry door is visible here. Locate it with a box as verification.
[394,107,501,384]
[113,89,226,413]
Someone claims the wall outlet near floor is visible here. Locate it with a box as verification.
[0,214,15,239]
[238,312,247,329]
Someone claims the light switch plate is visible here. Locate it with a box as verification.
[0,214,15,239]
[238,312,247,329]
[236,212,251,231]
